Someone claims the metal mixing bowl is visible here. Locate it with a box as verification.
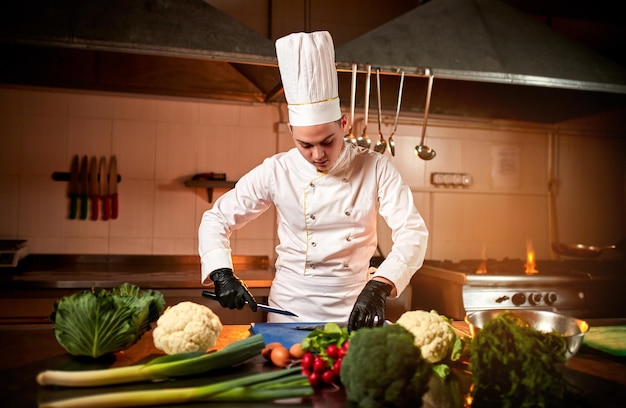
[465,309,590,360]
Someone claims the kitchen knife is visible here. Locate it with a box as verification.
[295,318,383,330]
[78,155,89,220]
[108,155,118,219]
[89,156,99,221]
[67,155,80,219]
[99,156,109,221]
[201,290,298,317]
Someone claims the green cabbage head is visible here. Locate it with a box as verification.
[50,283,165,358]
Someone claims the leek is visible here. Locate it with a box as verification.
[37,333,264,387]
[39,367,312,408]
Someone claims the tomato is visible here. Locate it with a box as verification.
[301,352,314,371]
[326,344,339,359]
[322,369,336,384]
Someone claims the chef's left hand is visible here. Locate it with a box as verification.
[348,279,393,331]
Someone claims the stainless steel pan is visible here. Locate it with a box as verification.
[552,240,624,258]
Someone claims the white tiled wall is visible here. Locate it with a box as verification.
[0,87,281,257]
[0,87,624,262]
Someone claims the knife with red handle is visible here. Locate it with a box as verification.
[78,155,89,220]
[89,156,99,220]
[109,155,119,219]
[100,157,110,221]
[67,155,80,219]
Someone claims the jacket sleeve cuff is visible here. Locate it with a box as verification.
[371,259,417,299]
[201,248,234,284]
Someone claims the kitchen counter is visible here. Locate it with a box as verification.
[1,323,625,407]
[0,255,275,325]
[2,254,274,289]
[0,254,412,324]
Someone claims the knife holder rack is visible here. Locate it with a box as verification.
[52,172,121,183]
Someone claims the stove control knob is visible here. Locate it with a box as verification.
[544,292,557,305]
[512,292,526,306]
[528,293,543,305]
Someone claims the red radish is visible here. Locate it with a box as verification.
[313,356,327,373]
[322,369,336,384]
[301,352,314,371]
[326,344,339,359]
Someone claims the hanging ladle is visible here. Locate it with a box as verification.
[356,65,372,149]
[344,63,358,145]
[387,71,404,157]
[415,71,436,160]
[373,68,387,154]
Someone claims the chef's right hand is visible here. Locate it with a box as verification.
[209,268,257,312]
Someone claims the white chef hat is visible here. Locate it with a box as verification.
[275,31,341,127]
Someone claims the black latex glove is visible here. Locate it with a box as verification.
[209,268,257,312]
[348,280,393,332]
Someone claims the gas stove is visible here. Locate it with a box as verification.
[411,258,626,320]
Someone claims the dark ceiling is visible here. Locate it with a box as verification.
[501,0,625,66]
[1,0,625,128]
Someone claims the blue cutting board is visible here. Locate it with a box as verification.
[250,322,327,348]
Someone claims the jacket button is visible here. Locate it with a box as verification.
[310,214,316,219]
[346,236,352,241]
[344,211,351,216]
[311,242,317,247]
[309,182,315,187]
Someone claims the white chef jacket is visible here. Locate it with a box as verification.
[199,142,428,322]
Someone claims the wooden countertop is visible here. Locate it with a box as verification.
[0,324,347,408]
[1,323,625,407]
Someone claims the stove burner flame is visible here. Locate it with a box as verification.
[476,259,488,274]
[525,241,538,275]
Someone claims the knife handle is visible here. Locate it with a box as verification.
[79,194,88,220]
[202,291,217,300]
[102,196,110,221]
[90,195,99,221]
[69,194,78,220]
[111,193,118,219]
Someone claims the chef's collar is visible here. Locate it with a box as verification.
[275,31,341,127]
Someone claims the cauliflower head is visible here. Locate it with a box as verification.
[395,310,454,363]
[152,301,223,355]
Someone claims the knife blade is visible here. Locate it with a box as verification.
[99,156,109,221]
[108,155,118,219]
[78,155,89,220]
[201,290,298,317]
[89,156,99,221]
[67,155,80,219]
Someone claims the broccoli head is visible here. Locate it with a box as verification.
[340,324,432,408]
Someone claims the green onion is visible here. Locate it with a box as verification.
[39,367,313,408]
[37,334,265,387]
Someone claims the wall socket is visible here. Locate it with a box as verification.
[431,172,472,187]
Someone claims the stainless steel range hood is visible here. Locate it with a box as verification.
[1,0,625,126]
[0,0,282,103]
[334,0,626,124]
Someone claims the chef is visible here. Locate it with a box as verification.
[199,31,428,331]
